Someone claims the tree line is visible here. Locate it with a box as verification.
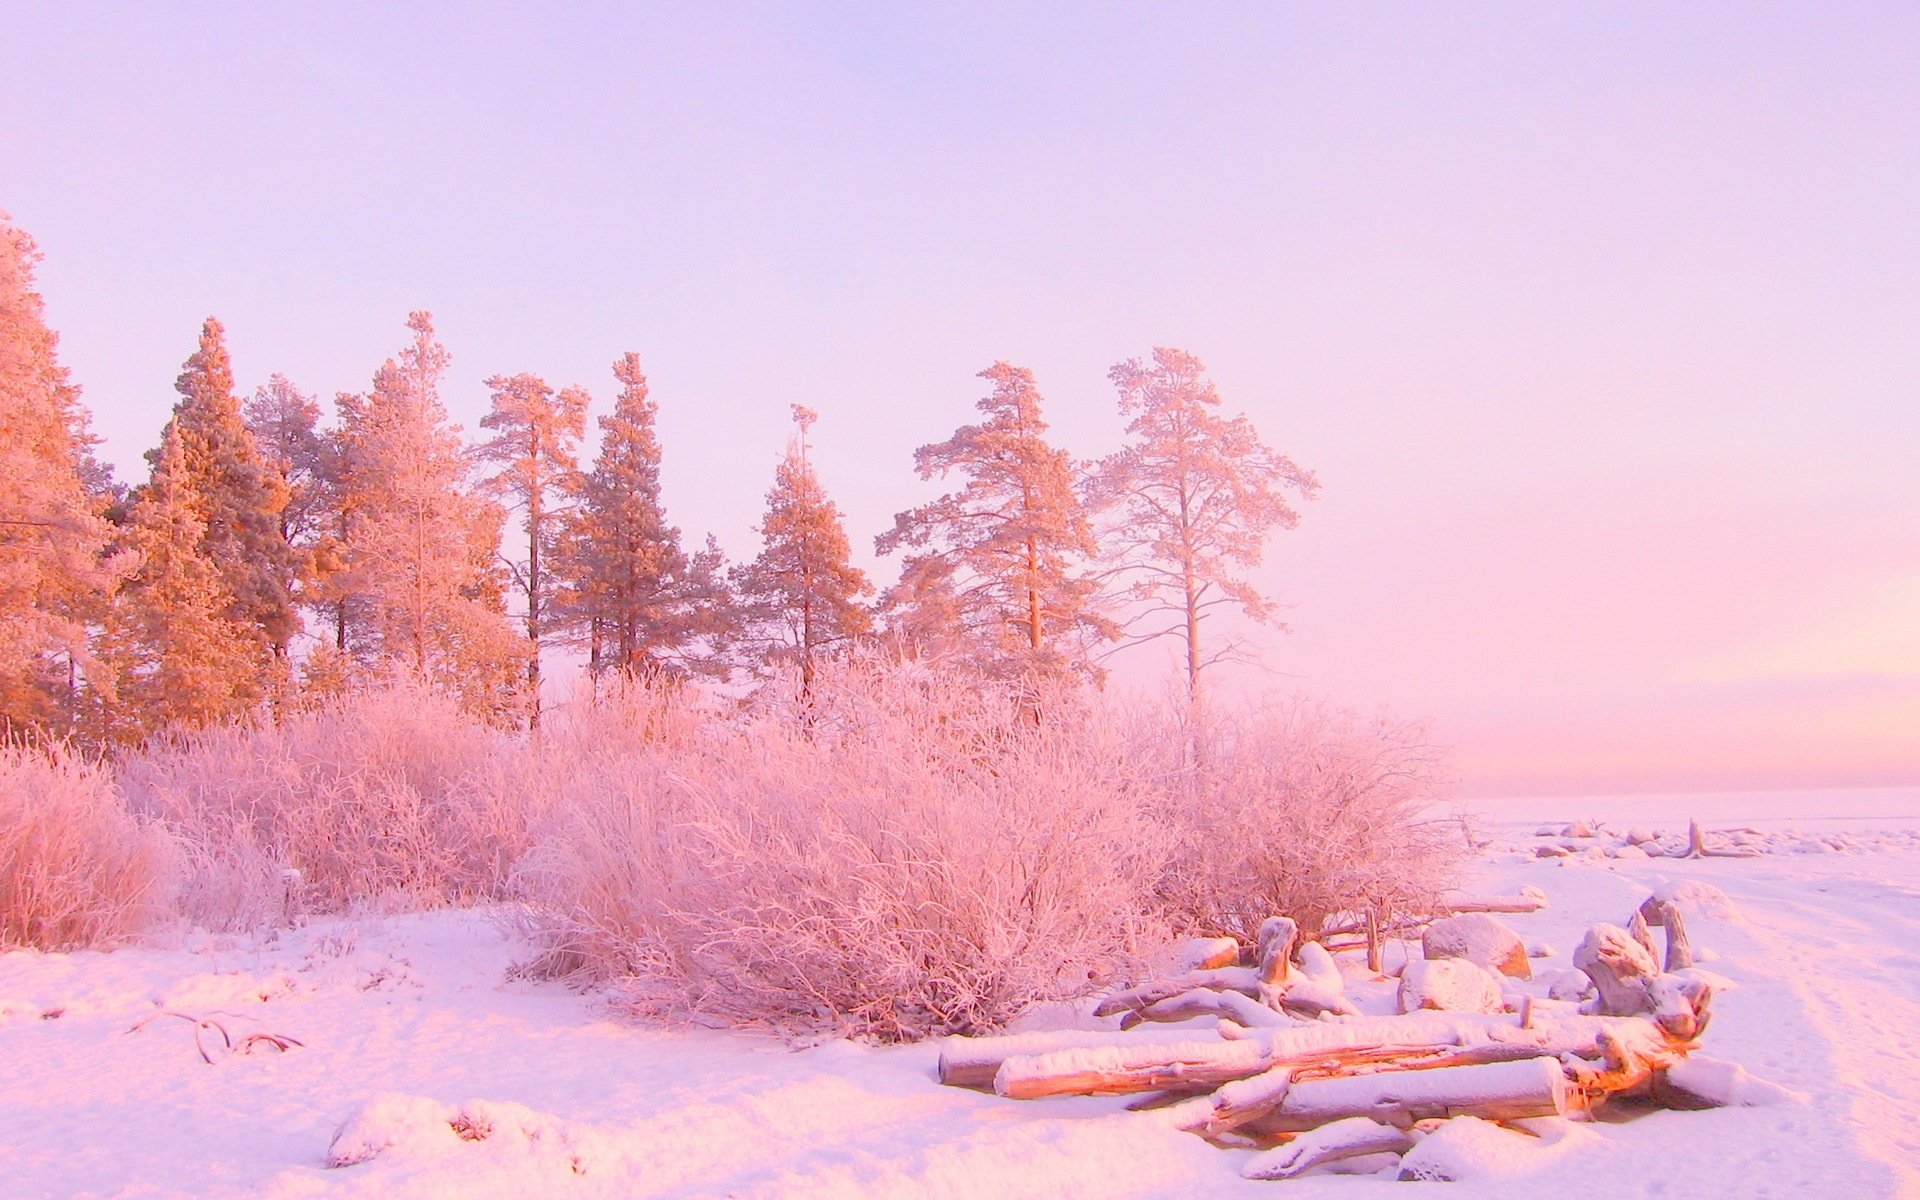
[0,214,1319,744]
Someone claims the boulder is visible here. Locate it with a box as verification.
[1397,958,1503,1015]
[1422,913,1531,979]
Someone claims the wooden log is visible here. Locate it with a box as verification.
[994,1038,1274,1099]
[1117,988,1292,1031]
[1241,1118,1415,1180]
[1252,1056,1572,1133]
[1437,886,1549,915]
[937,1027,1216,1089]
[1093,968,1263,1017]
[1365,908,1383,974]
[1206,1064,1295,1133]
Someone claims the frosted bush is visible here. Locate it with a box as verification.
[1149,697,1461,940]
[517,658,1170,1041]
[121,684,543,927]
[0,744,176,949]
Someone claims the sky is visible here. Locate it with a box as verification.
[4,3,1916,797]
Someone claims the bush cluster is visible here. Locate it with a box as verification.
[1,662,1460,1039]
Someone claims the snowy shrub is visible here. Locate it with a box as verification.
[0,744,176,949]
[1148,697,1461,941]
[121,684,543,927]
[516,658,1169,1041]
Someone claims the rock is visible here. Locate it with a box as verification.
[1625,827,1657,845]
[1397,958,1504,1014]
[1535,844,1571,858]
[1544,968,1592,1001]
[1611,844,1648,860]
[1422,914,1531,979]
[1638,880,1741,925]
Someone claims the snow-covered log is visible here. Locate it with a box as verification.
[994,1038,1274,1099]
[936,1027,1217,1089]
[1253,1056,1572,1133]
[1241,1117,1414,1180]
[1117,987,1292,1031]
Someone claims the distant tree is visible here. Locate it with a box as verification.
[0,216,126,736]
[1090,347,1318,702]
[731,405,872,691]
[160,319,300,679]
[332,312,525,714]
[102,424,259,738]
[876,362,1112,679]
[554,353,730,681]
[474,373,587,723]
[242,373,338,654]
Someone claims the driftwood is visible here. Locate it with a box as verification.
[1242,1117,1415,1180]
[943,903,1746,1178]
[1685,817,1765,859]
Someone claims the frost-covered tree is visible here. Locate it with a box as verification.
[877,362,1111,679]
[103,424,259,739]
[731,405,872,690]
[332,312,525,713]
[1090,347,1318,701]
[0,216,125,736]
[555,353,730,681]
[474,372,587,722]
[159,319,300,675]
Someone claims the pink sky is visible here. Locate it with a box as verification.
[4,4,1915,797]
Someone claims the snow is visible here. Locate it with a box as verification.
[5,786,1920,1197]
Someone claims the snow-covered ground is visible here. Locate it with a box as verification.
[5,787,1918,1198]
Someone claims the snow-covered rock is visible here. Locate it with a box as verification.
[1422,913,1531,978]
[1397,958,1503,1014]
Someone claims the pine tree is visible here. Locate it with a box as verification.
[0,215,125,737]
[333,312,526,712]
[731,405,872,690]
[1090,347,1318,702]
[555,353,730,681]
[156,318,299,707]
[474,372,587,723]
[876,362,1112,679]
[102,424,259,739]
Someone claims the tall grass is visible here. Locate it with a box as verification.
[0,744,175,950]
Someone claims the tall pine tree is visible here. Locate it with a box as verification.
[877,362,1112,679]
[554,353,729,681]
[474,372,587,723]
[1090,347,1317,702]
[731,405,872,691]
[157,318,299,702]
[0,215,124,737]
[103,423,259,739]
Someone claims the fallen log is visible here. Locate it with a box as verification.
[1241,1117,1415,1180]
[936,1027,1219,1089]
[1117,988,1292,1031]
[1092,967,1263,1017]
[1251,1056,1572,1133]
[995,1038,1275,1099]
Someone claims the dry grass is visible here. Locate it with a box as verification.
[0,744,176,950]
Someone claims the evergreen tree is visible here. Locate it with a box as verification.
[0,215,125,736]
[333,312,525,712]
[1090,347,1318,702]
[474,372,587,722]
[102,424,258,739]
[156,318,299,706]
[731,405,872,690]
[877,362,1112,678]
[555,353,730,681]
[243,373,338,663]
